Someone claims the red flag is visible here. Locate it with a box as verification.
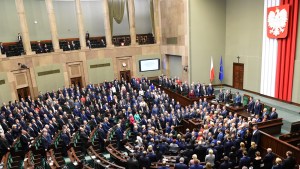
[210,56,215,82]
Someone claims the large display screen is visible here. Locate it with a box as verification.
[139,59,160,72]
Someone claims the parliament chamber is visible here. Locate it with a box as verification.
[0,0,300,169]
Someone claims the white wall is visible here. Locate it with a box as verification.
[189,0,226,84]
[225,0,264,92]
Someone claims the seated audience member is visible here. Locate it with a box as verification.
[272,158,283,169]
[282,151,296,169]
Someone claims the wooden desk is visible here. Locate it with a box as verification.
[254,118,283,135]
[210,101,245,113]
[236,110,251,118]
[106,144,128,166]
[279,132,300,147]
[89,147,125,169]
[182,119,203,130]
[155,84,215,107]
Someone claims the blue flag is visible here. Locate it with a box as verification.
[219,56,224,81]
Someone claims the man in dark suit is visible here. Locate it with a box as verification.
[220,156,233,169]
[37,43,44,53]
[85,31,90,41]
[100,39,106,47]
[0,133,10,161]
[0,42,6,55]
[254,99,263,116]
[239,151,251,169]
[251,125,261,145]
[97,124,106,151]
[234,92,242,106]
[17,33,22,45]
[207,84,214,96]
[115,123,123,149]
[282,151,296,169]
[79,127,89,156]
[263,148,275,169]
[1,119,9,133]
[269,108,278,120]
[41,131,50,158]
[61,129,70,157]
[139,151,151,169]
[218,89,224,102]
[174,157,188,169]
[224,90,231,103]
[127,153,139,169]
[247,97,255,114]
[20,129,29,159]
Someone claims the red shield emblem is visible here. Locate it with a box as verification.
[267,5,289,38]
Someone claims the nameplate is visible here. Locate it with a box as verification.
[166,37,178,44]
[90,63,110,69]
[38,69,60,76]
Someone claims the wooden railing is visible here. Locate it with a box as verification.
[259,131,300,164]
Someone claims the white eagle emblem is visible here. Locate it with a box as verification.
[268,8,288,36]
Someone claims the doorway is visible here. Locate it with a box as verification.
[167,55,182,79]
[120,70,131,82]
[17,87,30,101]
[70,77,83,89]
[232,63,244,89]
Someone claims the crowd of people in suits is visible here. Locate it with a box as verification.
[157,75,215,97]
[0,75,296,169]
